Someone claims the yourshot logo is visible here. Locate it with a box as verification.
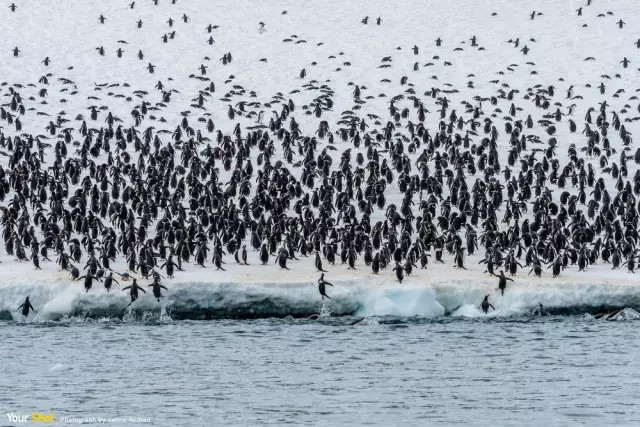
[6,412,54,423]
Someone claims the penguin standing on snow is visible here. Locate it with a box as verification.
[315,251,327,272]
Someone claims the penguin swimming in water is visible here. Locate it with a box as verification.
[17,296,37,318]
[318,273,333,300]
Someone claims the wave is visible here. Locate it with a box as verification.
[2,280,640,321]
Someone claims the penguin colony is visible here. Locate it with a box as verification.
[1,0,640,310]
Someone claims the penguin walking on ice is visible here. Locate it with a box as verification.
[318,273,333,300]
[393,262,404,283]
[17,296,37,318]
[315,251,327,272]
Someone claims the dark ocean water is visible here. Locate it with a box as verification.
[1,316,640,426]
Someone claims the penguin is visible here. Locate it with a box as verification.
[17,296,37,318]
[372,252,380,274]
[104,272,119,292]
[495,270,514,296]
[393,262,404,283]
[318,273,333,300]
[480,295,495,314]
[122,279,146,308]
[77,274,100,293]
[532,303,545,316]
[277,248,290,270]
[241,245,248,265]
[260,243,269,265]
[149,281,168,302]
[315,251,327,272]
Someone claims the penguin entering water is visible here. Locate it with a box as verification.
[318,273,333,300]
[122,279,146,308]
[104,272,119,292]
[532,303,546,316]
[77,274,100,293]
[495,270,514,295]
[480,295,495,314]
[149,280,168,302]
[17,296,37,317]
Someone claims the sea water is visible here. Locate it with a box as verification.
[1,316,640,426]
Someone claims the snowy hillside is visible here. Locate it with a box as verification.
[1,0,640,319]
